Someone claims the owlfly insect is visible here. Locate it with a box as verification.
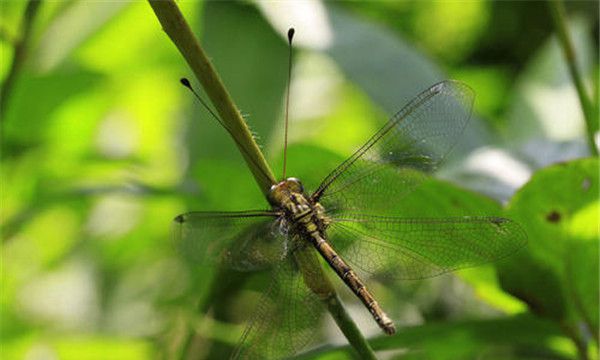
[173,28,526,359]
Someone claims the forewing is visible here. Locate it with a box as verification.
[172,210,284,271]
[232,245,325,359]
[329,214,527,280]
[312,81,474,216]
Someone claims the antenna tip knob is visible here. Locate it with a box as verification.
[287,28,295,43]
[180,78,191,87]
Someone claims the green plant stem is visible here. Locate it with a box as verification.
[0,0,42,121]
[548,0,598,156]
[148,2,377,358]
[324,294,378,360]
[148,0,276,195]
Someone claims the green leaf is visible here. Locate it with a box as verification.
[565,201,599,337]
[191,1,288,162]
[2,70,103,152]
[292,314,574,360]
[498,158,598,331]
[187,158,267,211]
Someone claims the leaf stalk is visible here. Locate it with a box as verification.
[548,0,598,156]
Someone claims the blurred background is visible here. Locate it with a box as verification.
[1,1,598,359]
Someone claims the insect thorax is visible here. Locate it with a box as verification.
[269,178,330,235]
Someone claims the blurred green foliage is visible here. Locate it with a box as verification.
[1,1,598,360]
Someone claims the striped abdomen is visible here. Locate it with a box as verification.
[295,211,396,335]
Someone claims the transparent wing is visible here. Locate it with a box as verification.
[232,245,325,359]
[312,81,474,216]
[328,214,527,280]
[172,210,284,271]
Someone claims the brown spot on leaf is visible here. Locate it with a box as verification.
[546,210,561,223]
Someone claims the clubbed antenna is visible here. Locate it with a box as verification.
[282,27,295,180]
[179,78,228,132]
[179,77,272,186]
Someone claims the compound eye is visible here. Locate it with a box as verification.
[286,177,304,193]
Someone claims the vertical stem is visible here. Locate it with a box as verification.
[324,294,378,360]
[148,0,276,195]
[548,0,598,156]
